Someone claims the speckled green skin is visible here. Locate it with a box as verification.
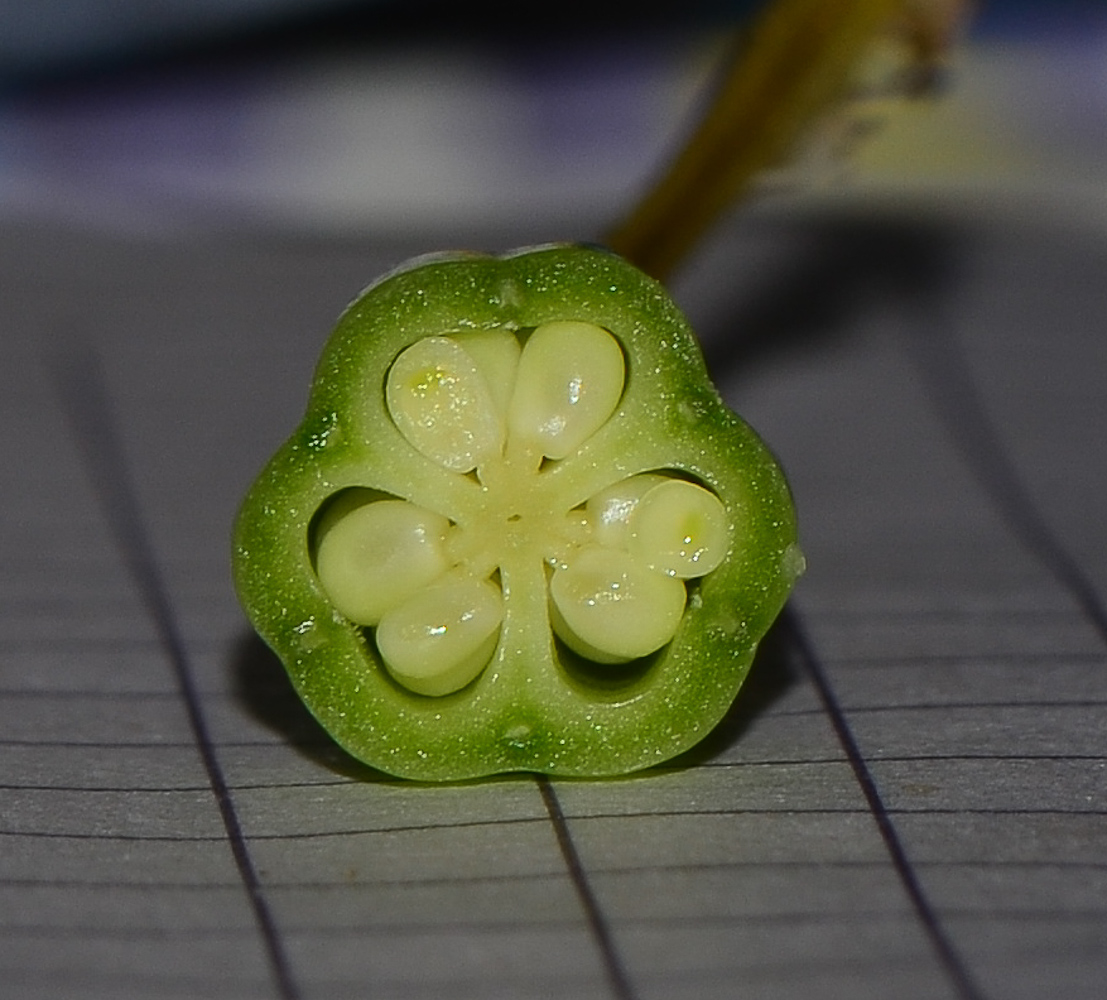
[233,245,800,781]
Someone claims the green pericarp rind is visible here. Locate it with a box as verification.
[232,244,801,781]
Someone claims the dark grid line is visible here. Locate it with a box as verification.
[4,751,1106,794]
[536,775,639,1000]
[7,854,1107,894]
[3,760,1103,796]
[782,604,990,1000]
[13,900,1107,940]
[8,684,1107,706]
[52,341,301,1000]
[4,691,1101,746]
[802,699,1107,713]
[908,317,1107,646]
[816,653,1107,667]
[8,799,1107,843]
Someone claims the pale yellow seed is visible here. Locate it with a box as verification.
[315,498,451,625]
[448,329,521,422]
[628,479,730,579]
[586,473,669,550]
[507,321,624,460]
[550,546,685,663]
[376,577,503,696]
[387,336,503,472]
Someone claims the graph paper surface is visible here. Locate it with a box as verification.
[2,202,1105,1000]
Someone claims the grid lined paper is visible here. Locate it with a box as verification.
[2,206,1104,1000]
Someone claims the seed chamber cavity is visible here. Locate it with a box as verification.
[311,321,731,698]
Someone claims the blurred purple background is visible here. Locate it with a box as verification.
[1,1,1105,238]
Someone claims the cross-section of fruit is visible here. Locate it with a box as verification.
[232,244,801,780]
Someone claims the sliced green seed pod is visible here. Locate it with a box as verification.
[233,244,801,781]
